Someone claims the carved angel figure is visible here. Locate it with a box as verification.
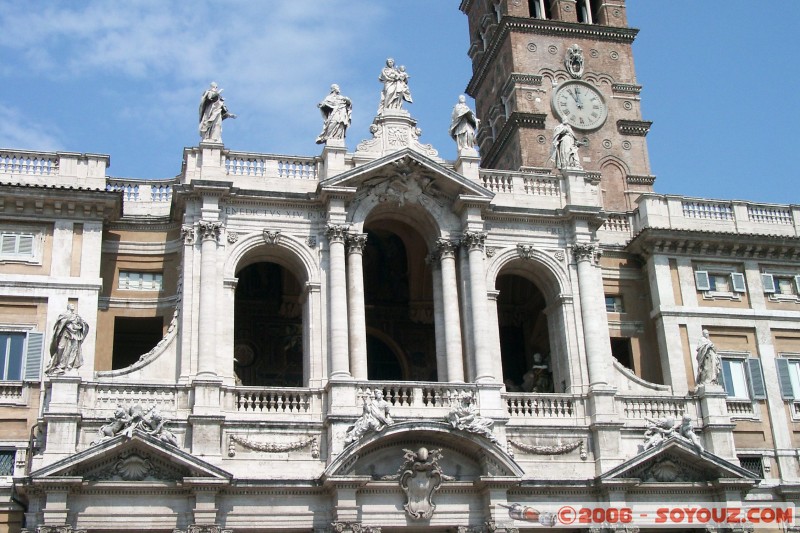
[642,415,679,451]
[446,392,499,443]
[344,389,394,445]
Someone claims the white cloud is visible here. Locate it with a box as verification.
[0,108,64,152]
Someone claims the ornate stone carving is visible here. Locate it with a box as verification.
[377,58,412,115]
[31,527,87,533]
[307,236,317,248]
[316,84,352,144]
[198,221,222,242]
[181,224,196,245]
[226,231,238,244]
[571,242,599,263]
[516,243,535,259]
[551,120,583,170]
[331,522,381,533]
[695,329,720,386]
[382,448,449,520]
[344,389,393,445]
[174,526,233,533]
[508,438,586,459]
[434,238,458,260]
[564,44,585,78]
[345,233,368,254]
[228,434,319,458]
[199,82,236,143]
[362,164,444,209]
[461,231,486,252]
[450,95,479,151]
[46,304,89,376]
[262,229,281,245]
[642,414,703,453]
[92,404,178,447]
[324,224,350,244]
[446,392,499,444]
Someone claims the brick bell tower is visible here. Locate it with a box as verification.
[460,0,654,211]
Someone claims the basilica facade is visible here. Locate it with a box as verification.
[1,1,799,532]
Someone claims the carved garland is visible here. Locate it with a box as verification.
[508,438,587,459]
[228,435,319,458]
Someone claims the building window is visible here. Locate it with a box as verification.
[605,295,624,313]
[738,456,764,479]
[720,356,766,400]
[528,0,550,19]
[0,450,14,476]
[112,317,164,370]
[776,356,800,400]
[694,269,746,299]
[762,273,800,300]
[610,337,633,370]
[118,271,163,291]
[0,331,43,381]
[0,229,41,264]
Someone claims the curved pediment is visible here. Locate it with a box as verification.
[324,421,523,481]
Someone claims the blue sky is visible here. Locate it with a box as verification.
[1,2,797,205]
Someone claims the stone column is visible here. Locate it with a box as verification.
[463,231,494,383]
[435,239,464,382]
[326,224,351,379]
[197,221,221,377]
[430,258,447,382]
[572,243,609,387]
[346,233,368,380]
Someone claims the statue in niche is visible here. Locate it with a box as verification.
[449,95,479,151]
[199,82,237,142]
[520,352,553,393]
[550,119,583,170]
[377,58,412,115]
[316,84,352,144]
[642,414,703,453]
[344,389,394,444]
[46,303,89,376]
[695,329,721,386]
[446,392,499,443]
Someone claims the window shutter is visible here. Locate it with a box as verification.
[695,270,710,291]
[746,358,766,400]
[794,275,800,294]
[1,235,15,255]
[23,332,44,381]
[17,235,33,255]
[731,273,746,293]
[762,273,775,294]
[719,359,732,396]
[776,358,795,400]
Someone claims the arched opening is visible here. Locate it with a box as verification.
[233,262,303,386]
[496,274,553,392]
[362,220,437,381]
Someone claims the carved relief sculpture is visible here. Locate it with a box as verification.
[344,389,394,445]
[385,447,447,520]
[198,82,237,143]
[46,304,89,376]
[564,44,585,78]
[316,84,352,144]
[642,414,703,453]
[92,404,178,446]
[446,392,499,444]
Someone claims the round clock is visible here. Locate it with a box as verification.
[551,80,608,131]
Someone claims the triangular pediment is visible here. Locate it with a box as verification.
[320,149,494,203]
[31,430,231,483]
[600,437,757,484]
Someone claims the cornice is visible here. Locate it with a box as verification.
[467,17,638,97]
[612,83,642,95]
[626,174,656,185]
[627,227,800,260]
[617,119,652,137]
[481,112,547,169]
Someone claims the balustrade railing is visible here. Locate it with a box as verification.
[504,393,576,418]
[726,399,756,418]
[234,387,321,414]
[601,213,632,233]
[358,382,477,410]
[0,152,58,176]
[91,384,179,411]
[747,204,793,225]
[225,153,319,180]
[522,175,560,196]
[620,396,687,420]
[478,170,561,198]
[682,200,734,220]
[0,382,24,403]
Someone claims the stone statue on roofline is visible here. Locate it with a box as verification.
[316,84,352,144]
[199,82,237,143]
[377,58,413,115]
[449,95,479,152]
[46,303,89,376]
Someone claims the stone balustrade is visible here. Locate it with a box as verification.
[0,382,25,405]
[225,152,319,180]
[504,393,580,420]
[726,398,756,418]
[618,395,688,421]
[82,383,184,414]
[478,169,564,209]
[106,178,175,217]
[0,149,108,189]
[635,193,800,237]
[359,382,479,410]
[232,386,321,414]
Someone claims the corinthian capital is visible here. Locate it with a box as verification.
[571,243,600,263]
[180,224,196,245]
[324,224,350,244]
[346,233,368,254]
[461,231,487,252]
[198,221,223,241]
[433,238,458,261]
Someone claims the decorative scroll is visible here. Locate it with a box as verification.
[508,438,587,459]
[229,435,319,458]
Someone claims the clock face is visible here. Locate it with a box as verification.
[552,81,608,131]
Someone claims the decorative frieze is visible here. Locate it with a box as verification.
[508,438,587,459]
[228,434,319,458]
[173,526,233,533]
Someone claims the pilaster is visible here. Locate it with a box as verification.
[198,140,226,181]
[695,384,736,461]
[319,139,348,180]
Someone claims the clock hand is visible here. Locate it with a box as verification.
[574,87,583,108]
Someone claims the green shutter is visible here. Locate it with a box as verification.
[776,358,795,400]
[23,332,44,381]
[746,358,766,400]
